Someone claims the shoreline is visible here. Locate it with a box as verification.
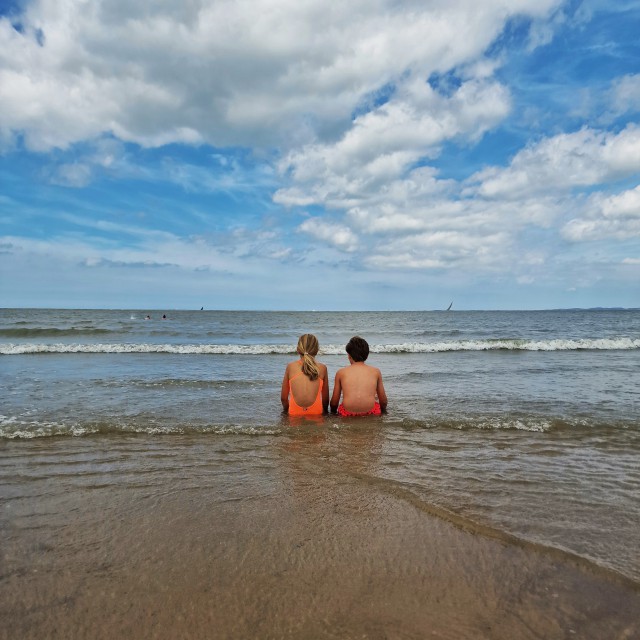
[351,467,640,594]
[1,435,638,639]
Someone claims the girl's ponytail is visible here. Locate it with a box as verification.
[297,334,320,381]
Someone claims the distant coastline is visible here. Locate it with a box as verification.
[1,306,639,312]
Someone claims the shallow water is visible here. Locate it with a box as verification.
[2,431,639,640]
[1,308,639,587]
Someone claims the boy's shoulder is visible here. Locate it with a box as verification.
[361,363,383,380]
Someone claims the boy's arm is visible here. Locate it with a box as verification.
[376,370,388,413]
[330,370,342,413]
[280,368,290,412]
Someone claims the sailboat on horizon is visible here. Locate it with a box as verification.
[446,302,453,311]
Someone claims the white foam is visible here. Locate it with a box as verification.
[474,417,552,432]
[363,337,640,353]
[0,414,282,439]
[0,415,95,439]
[339,337,640,353]
[0,343,295,355]
[1,337,638,355]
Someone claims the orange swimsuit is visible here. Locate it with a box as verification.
[288,372,324,416]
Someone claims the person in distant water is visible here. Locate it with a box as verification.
[145,315,151,320]
[281,334,329,416]
[162,314,167,319]
[330,336,387,416]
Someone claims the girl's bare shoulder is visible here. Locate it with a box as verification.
[285,360,302,374]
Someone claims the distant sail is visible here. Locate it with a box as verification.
[446,302,453,311]
[200,306,204,310]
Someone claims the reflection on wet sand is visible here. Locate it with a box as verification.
[273,420,640,639]
[1,432,638,640]
[277,416,385,501]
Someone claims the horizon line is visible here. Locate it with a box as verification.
[1,306,638,313]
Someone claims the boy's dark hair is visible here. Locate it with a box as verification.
[346,336,369,362]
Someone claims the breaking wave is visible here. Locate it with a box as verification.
[0,415,283,439]
[1,413,634,439]
[1,337,639,355]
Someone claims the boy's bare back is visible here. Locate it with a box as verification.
[330,336,387,414]
[331,363,387,413]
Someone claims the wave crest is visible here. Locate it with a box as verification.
[1,337,638,355]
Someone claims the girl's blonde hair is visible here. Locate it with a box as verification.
[297,334,320,381]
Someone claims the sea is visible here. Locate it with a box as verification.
[1,307,639,591]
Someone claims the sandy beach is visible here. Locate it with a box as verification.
[1,433,638,640]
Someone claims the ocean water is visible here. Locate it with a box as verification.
[1,308,639,587]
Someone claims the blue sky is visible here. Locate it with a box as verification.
[1,0,639,310]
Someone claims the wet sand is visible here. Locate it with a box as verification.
[1,435,639,640]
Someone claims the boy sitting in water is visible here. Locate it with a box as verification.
[330,336,388,416]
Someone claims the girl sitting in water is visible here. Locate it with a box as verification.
[281,334,329,416]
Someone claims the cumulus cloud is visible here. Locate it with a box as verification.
[275,76,511,209]
[601,186,640,219]
[562,185,640,242]
[6,0,636,297]
[0,0,561,151]
[284,121,640,273]
[365,229,510,270]
[468,125,640,199]
[298,218,358,252]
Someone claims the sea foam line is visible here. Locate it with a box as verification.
[1,337,639,355]
[369,337,640,353]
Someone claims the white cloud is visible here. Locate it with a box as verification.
[0,0,561,151]
[610,74,640,115]
[292,187,562,274]
[0,0,569,279]
[469,125,640,199]
[1,217,297,273]
[41,137,278,194]
[49,162,93,187]
[601,185,640,219]
[298,218,358,252]
[275,77,511,209]
[365,229,510,270]
[289,122,640,272]
[562,185,640,242]
[7,0,636,294]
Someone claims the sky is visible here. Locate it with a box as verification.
[0,0,639,310]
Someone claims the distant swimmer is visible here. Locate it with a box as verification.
[145,315,151,320]
[162,314,167,319]
[331,336,387,416]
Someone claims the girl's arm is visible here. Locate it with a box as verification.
[280,367,290,412]
[321,365,330,413]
